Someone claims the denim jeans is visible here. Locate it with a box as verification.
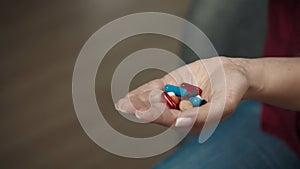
[152,101,300,169]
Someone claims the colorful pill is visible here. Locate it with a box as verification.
[171,96,180,104]
[164,84,188,97]
[180,83,203,96]
[179,100,194,111]
[188,95,202,107]
[196,95,202,99]
[187,90,199,97]
[162,92,178,109]
[200,99,207,106]
[167,92,180,104]
[196,95,207,106]
[167,92,175,96]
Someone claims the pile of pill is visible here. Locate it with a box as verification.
[162,83,207,111]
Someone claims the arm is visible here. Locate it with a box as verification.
[115,56,300,130]
[242,57,300,110]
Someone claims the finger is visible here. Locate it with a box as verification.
[115,97,135,113]
[177,106,225,131]
[174,103,210,131]
[115,94,148,114]
[115,79,164,113]
[115,89,163,114]
[175,94,230,132]
[135,104,180,127]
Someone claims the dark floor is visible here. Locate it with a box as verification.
[0,1,190,168]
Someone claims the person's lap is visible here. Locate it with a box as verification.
[152,100,300,169]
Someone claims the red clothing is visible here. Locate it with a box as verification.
[262,0,300,157]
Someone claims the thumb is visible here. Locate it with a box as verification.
[175,95,226,131]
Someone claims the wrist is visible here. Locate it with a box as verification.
[243,58,265,100]
[229,57,265,100]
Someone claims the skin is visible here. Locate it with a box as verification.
[115,56,300,131]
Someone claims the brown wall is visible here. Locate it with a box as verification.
[0,0,190,168]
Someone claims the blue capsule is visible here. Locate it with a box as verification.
[188,95,202,107]
[164,84,188,97]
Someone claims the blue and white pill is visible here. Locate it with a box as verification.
[189,96,202,107]
[164,84,188,97]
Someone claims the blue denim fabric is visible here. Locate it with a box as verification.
[152,101,300,169]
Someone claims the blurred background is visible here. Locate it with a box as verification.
[0,0,267,168]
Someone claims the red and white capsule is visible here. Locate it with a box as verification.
[162,92,178,109]
[167,92,180,104]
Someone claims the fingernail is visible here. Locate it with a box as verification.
[175,117,193,127]
[115,103,127,113]
[115,98,127,112]
[115,98,125,107]
[135,112,142,120]
[115,97,136,114]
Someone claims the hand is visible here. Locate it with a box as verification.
[115,57,250,131]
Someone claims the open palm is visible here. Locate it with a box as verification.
[115,57,249,131]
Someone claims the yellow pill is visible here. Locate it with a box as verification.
[179,100,193,111]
